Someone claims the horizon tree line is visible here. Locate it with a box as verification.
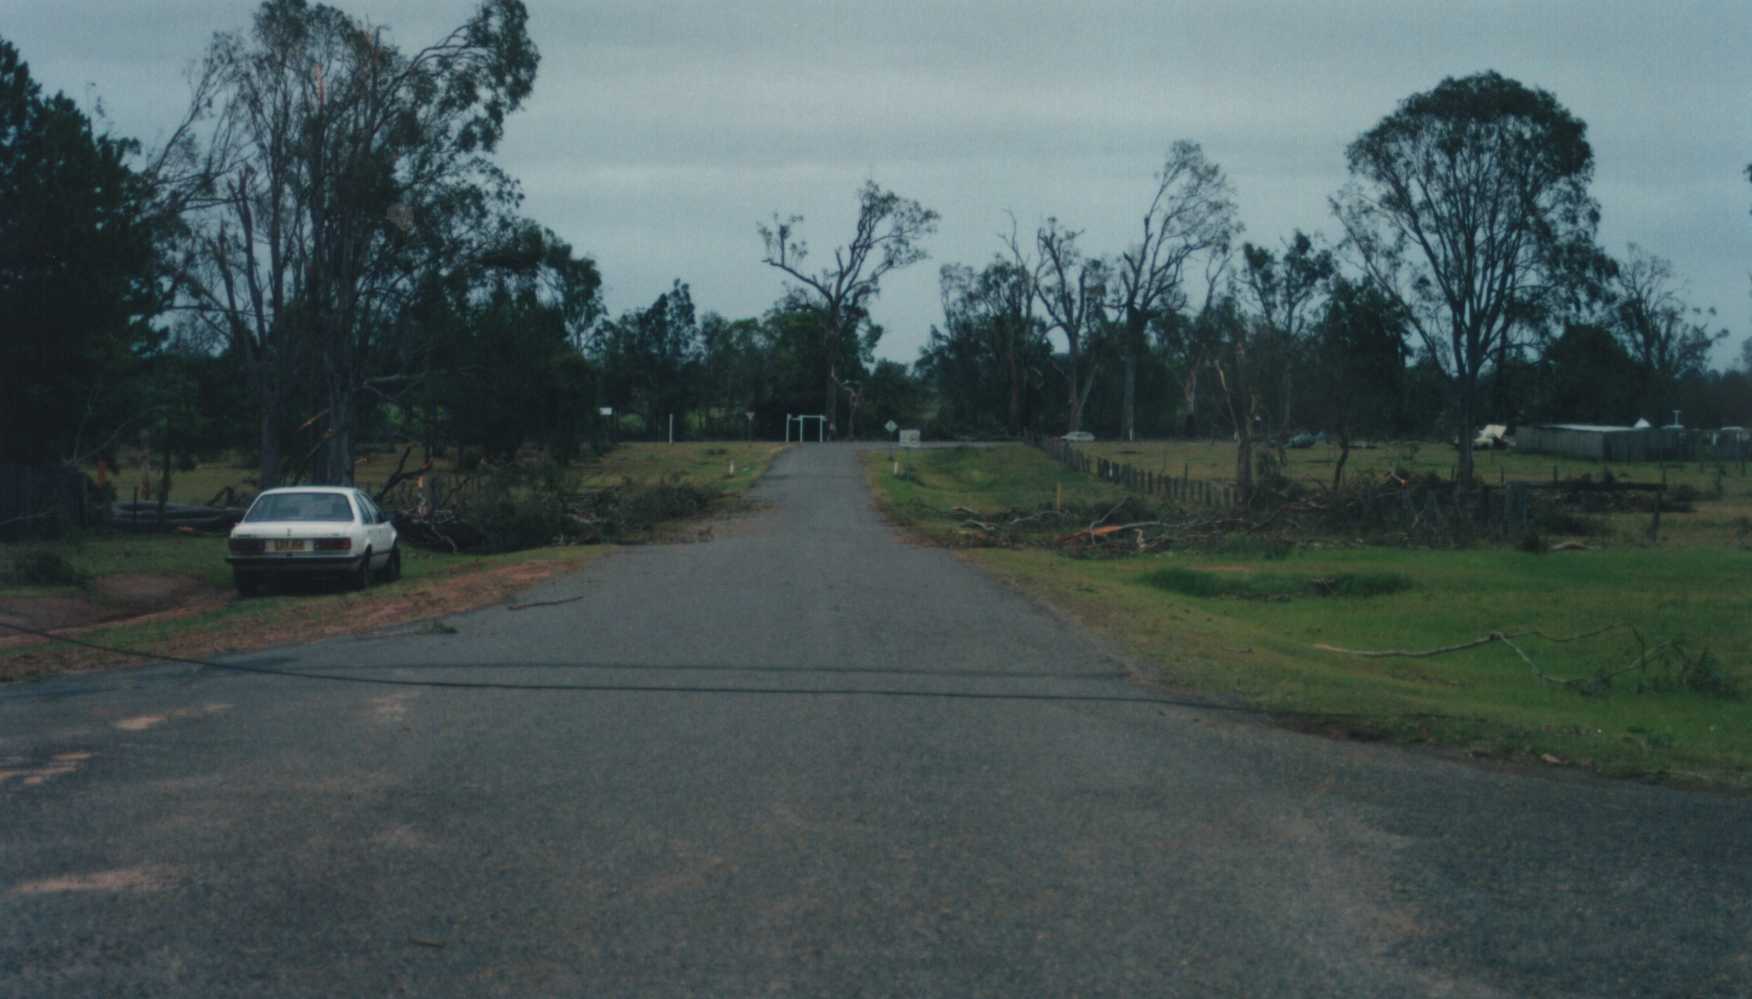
[4,10,1749,505]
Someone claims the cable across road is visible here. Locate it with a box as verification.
[0,619,1443,724]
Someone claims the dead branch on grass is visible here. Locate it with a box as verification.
[1314,623,1705,695]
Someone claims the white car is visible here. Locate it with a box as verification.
[226,486,400,596]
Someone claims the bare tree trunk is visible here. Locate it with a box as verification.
[257,378,282,491]
[1063,341,1083,434]
[824,365,837,438]
[1006,348,1022,437]
[1457,380,1476,486]
[1235,427,1253,508]
[1121,352,1137,441]
[1181,366,1200,438]
[1067,362,1098,435]
[327,382,355,485]
[1332,426,1351,491]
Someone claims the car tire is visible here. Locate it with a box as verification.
[233,570,261,598]
[350,550,372,592]
[380,545,402,583]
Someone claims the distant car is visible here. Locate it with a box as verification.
[1285,431,1325,449]
[1059,431,1095,443]
[226,486,400,596]
[1472,424,1512,449]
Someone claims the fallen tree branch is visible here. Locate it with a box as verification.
[373,445,423,504]
[1314,623,1628,658]
[1315,623,1672,694]
[0,511,55,529]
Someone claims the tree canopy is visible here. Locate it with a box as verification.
[0,39,163,465]
[1333,71,1601,482]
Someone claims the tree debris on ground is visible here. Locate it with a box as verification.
[1315,623,1740,699]
[383,462,721,554]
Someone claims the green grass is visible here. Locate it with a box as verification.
[0,542,604,681]
[7,443,784,679]
[869,444,1131,542]
[1143,565,1413,600]
[866,442,1752,789]
[573,442,787,494]
[0,535,230,596]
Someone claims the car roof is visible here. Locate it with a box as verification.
[255,486,361,496]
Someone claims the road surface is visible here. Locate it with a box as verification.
[3,444,1748,996]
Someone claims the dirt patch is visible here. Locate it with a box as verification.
[0,750,96,788]
[0,554,598,684]
[0,573,224,645]
[367,691,417,725]
[8,865,179,896]
[112,703,232,733]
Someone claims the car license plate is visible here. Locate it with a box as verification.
[271,539,305,552]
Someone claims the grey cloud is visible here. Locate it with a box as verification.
[6,0,1748,365]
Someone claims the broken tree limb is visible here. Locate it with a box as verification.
[1315,623,1672,694]
[374,444,423,504]
[1314,623,1628,658]
[1314,634,1504,658]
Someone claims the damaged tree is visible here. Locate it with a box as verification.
[176,0,539,487]
[1108,141,1241,443]
[1333,72,1600,485]
[760,182,938,437]
[1021,220,1108,435]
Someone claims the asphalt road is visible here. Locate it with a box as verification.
[3,444,1749,997]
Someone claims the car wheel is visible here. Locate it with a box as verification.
[350,550,372,591]
[233,570,261,597]
[380,545,402,583]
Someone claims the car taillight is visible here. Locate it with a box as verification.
[229,538,265,554]
[314,538,352,551]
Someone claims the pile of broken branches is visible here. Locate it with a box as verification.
[951,498,1270,554]
[379,462,717,553]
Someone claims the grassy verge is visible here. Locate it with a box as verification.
[874,444,1130,544]
[3,442,790,681]
[864,445,1752,790]
[0,545,603,683]
[574,442,787,494]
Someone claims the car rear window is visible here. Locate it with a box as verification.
[244,492,355,523]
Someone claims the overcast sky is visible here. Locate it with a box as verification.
[7,0,1749,367]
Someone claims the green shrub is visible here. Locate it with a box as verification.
[0,547,86,587]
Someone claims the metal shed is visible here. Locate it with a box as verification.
[1516,423,1688,462]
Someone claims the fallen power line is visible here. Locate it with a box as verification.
[0,619,1442,724]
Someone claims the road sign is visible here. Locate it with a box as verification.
[599,406,614,416]
[884,420,898,433]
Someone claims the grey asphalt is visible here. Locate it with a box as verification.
[2,443,1748,996]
